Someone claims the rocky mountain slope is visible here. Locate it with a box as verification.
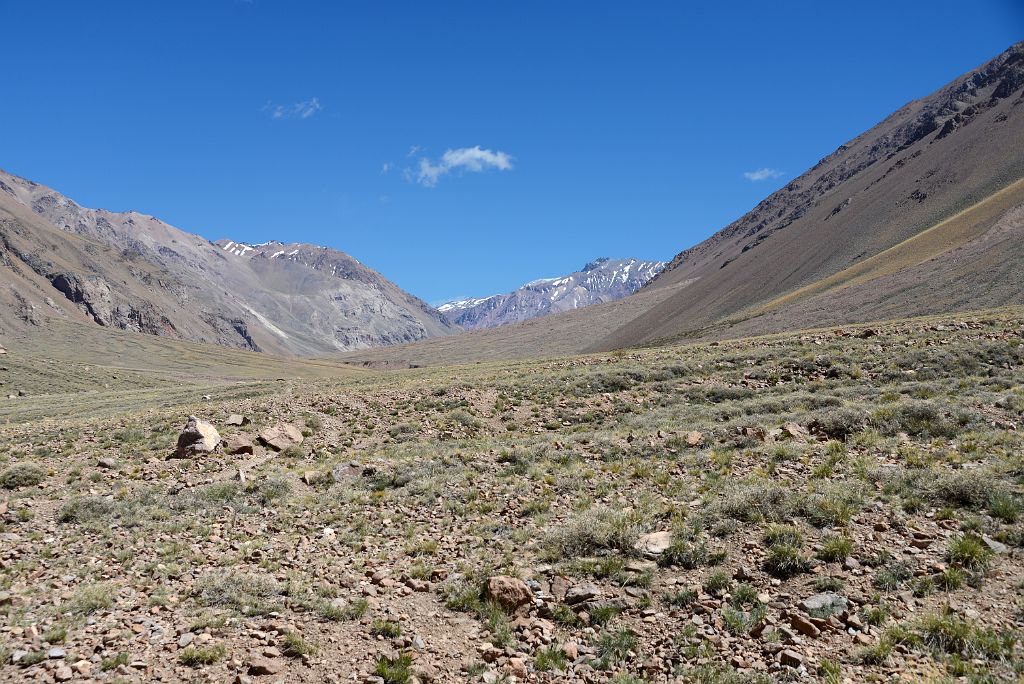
[0,171,455,355]
[596,41,1024,350]
[340,41,1024,368]
[438,258,663,330]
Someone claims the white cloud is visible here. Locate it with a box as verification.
[743,167,783,182]
[264,97,323,120]
[381,162,391,174]
[413,146,514,187]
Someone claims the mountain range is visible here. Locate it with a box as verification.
[0,171,455,356]
[438,257,663,330]
[1,42,1023,367]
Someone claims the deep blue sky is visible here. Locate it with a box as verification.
[2,2,1021,304]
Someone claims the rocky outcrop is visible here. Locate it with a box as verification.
[49,273,114,325]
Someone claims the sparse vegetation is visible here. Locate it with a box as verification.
[3,310,1023,682]
[179,644,227,666]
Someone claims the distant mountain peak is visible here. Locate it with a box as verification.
[441,257,664,330]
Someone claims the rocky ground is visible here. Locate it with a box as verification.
[1,312,1023,683]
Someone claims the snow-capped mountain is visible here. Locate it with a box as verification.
[440,257,664,330]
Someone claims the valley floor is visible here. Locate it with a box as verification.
[1,308,1023,683]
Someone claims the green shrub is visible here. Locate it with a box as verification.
[535,645,567,671]
[594,628,637,670]
[817,534,853,562]
[762,523,802,548]
[764,544,811,578]
[658,535,726,569]
[704,570,731,596]
[374,653,413,683]
[194,570,281,615]
[370,619,402,638]
[946,534,994,571]
[0,463,46,489]
[873,562,913,591]
[661,589,697,608]
[281,631,316,657]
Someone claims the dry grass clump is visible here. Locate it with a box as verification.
[701,481,796,524]
[542,507,645,560]
[0,463,46,489]
[194,570,283,616]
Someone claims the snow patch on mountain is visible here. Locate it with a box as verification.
[440,257,664,330]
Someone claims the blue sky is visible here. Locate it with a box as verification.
[2,2,1021,304]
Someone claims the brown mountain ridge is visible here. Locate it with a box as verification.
[339,41,1024,368]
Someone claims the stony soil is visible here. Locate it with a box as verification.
[1,312,1023,683]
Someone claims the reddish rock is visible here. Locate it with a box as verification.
[790,613,820,637]
[484,575,533,611]
[224,433,255,455]
[247,656,282,676]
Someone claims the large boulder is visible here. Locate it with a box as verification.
[483,575,533,612]
[258,423,304,451]
[175,416,221,456]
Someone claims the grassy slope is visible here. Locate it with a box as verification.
[0,319,365,424]
[742,178,1024,320]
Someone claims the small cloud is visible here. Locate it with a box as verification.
[413,145,514,187]
[743,167,783,182]
[407,145,422,157]
[381,162,391,175]
[264,97,323,120]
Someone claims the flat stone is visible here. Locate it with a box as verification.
[224,433,255,455]
[634,531,673,559]
[982,535,1009,554]
[484,576,532,611]
[247,656,282,676]
[799,592,848,615]
[790,613,820,637]
[564,582,601,605]
[258,424,303,451]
